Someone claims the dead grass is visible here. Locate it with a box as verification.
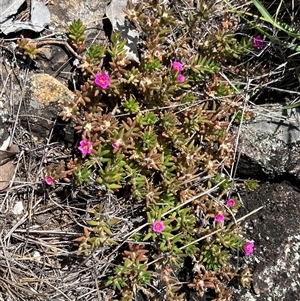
[0,54,128,300]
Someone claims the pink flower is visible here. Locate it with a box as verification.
[78,140,92,155]
[243,241,254,256]
[226,198,235,207]
[172,61,184,72]
[152,221,165,233]
[177,74,185,83]
[45,176,54,185]
[94,73,110,89]
[214,213,225,223]
[112,142,119,149]
[253,35,264,50]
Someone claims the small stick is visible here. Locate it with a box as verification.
[36,40,84,60]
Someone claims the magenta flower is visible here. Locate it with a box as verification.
[78,140,92,155]
[94,73,110,89]
[214,213,225,223]
[152,221,165,233]
[172,61,184,72]
[112,141,119,149]
[177,74,185,83]
[45,176,54,185]
[253,35,264,50]
[226,198,235,207]
[243,241,254,256]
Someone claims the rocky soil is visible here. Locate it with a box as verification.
[232,104,300,300]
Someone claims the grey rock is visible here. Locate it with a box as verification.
[0,0,50,34]
[48,0,108,32]
[106,0,140,62]
[248,104,300,144]
[0,0,25,23]
[1,20,46,34]
[237,103,300,180]
[30,0,51,28]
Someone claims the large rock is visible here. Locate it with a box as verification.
[237,103,300,181]
[233,103,300,300]
[49,0,109,31]
[233,181,300,301]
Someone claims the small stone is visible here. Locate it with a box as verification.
[33,251,42,262]
[29,74,75,106]
[22,74,76,142]
[12,201,24,215]
[0,161,15,191]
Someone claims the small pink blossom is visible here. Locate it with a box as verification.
[243,241,254,256]
[226,198,235,207]
[253,35,264,50]
[152,221,165,233]
[94,73,110,89]
[78,140,92,155]
[172,61,184,72]
[177,74,185,83]
[214,213,225,223]
[45,176,54,185]
[112,142,119,149]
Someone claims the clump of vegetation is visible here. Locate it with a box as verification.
[15,0,296,299]
[67,18,87,52]
[244,178,259,191]
[17,37,40,59]
[41,1,261,299]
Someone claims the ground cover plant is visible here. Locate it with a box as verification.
[46,2,255,299]
[1,0,299,300]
